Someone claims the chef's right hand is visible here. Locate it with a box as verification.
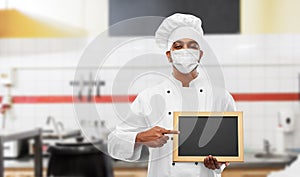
[135,126,179,148]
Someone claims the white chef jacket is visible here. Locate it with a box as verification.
[108,74,236,177]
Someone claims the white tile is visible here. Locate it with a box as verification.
[264,34,280,49]
[264,49,281,63]
[251,131,264,151]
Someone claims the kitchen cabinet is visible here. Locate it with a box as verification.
[114,168,147,177]
[222,168,283,177]
[3,171,15,177]
[4,168,148,177]
[3,168,47,177]
[2,167,284,177]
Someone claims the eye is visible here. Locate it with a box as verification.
[173,45,183,49]
[189,43,199,49]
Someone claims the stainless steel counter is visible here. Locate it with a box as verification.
[227,153,298,169]
[3,152,297,170]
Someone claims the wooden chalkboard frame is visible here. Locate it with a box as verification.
[173,112,244,162]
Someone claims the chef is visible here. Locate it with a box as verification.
[108,13,236,177]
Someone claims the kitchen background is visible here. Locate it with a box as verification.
[0,0,300,177]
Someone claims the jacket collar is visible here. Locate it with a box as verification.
[171,72,205,88]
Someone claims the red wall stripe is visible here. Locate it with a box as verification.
[0,95,137,104]
[232,93,299,101]
[0,93,298,104]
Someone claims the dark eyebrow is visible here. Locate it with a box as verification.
[173,41,184,45]
[173,40,198,46]
[187,41,199,46]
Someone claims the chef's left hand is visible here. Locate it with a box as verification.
[204,155,229,170]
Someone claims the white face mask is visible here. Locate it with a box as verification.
[170,49,200,74]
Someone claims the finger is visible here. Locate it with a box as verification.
[208,162,215,170]
[160,137,168,143]
[225,162,230,166]
[213,158,220,169]
[208,155,213,163]
[160,129,170,134]
[156,137,167,144]
[205,157,211,168]
[158,139,167,145]
[208,156,215,169]
[215,164,220,169]
[157,139,165,147]
[205,158,210,167]
[159,139,168,144]
[152,141,163,147]
[161,135,169,141]
[162,129,180,134]
[205,156,210,165]
[145,141,158,148]
[156,126,167,132]
[211,156,220,169]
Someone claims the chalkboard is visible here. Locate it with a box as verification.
[173,112,244,162]
[109,0,240,36]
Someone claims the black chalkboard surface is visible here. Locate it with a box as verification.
[173,112,244,162]
[109,0,240,35]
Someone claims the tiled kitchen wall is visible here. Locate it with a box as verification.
[0,34,299,152]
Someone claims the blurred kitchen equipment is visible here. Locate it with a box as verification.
[78,75,84,101]
[0,68,13,129]
[56,122,65,132]
[28,139,50,157]
[275,108,295,154]
[0,67,13,86]
[69,73,106,99]
[96,79,105,97]
[263,139,271,155]
[0,112,5,129]
[46,116,63,140]
[87,72,93,102]
[95,120,110,144]
[0,129,43,177]
[29,128,82,156]
[101,121,110,144]
[96,81,101,97]
[3,141,20,158]
[278,108,295,133]
[3,139,28,158]
[0,95,12,129]
[1,95,12,109]
[47,141,114,177]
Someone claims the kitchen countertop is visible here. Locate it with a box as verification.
[227,153,298,169]
[3,152,298,170]
[3,157,148,169]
